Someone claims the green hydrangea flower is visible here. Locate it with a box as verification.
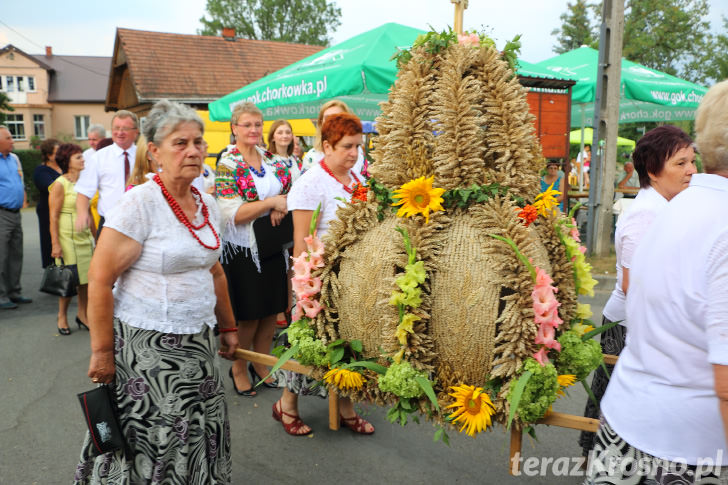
[507,358,559,423]
[378,361,428,399]
[556,330,603,381]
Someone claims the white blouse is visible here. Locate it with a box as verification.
[287,163,360,237]
[602,186,668,324]
[104,180,222,334]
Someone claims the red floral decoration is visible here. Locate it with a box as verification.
[516,205,538,226]
[352,184,368,202]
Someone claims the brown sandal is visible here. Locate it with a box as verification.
[339,414,375,435]
[272,400,312,436]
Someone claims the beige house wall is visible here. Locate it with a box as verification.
[52,103,115,147]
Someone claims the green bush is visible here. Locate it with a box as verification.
[15,149,43,206]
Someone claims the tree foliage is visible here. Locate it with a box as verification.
[551,0,720,83]
[551,0,597,54]
[0,92,14,125]
[198,0,342,46]
[704,16,728,83]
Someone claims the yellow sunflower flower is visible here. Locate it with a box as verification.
[556,374,577,397]
[392,176,445,223]
[323,368,365,391]
[533,182,562,217]
[445,384,495,437]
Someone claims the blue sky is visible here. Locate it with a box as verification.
[1,0,726,66]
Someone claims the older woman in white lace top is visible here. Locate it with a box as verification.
[74,100,238,484]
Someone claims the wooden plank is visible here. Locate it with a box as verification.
[510,428,523,475]
[230,348,313,376]
[604,354,618,365]
[329,392,340,431]
[537,411,599,432]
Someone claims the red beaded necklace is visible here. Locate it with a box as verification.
[320,160,361,194]
[153,174,220,250]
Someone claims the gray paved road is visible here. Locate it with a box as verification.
[0,209,611,484]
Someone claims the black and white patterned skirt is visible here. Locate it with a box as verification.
[73,319,232,484]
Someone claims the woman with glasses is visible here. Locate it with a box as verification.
[215,102,292,396]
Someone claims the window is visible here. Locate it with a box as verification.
[33,114,45,138]
[74,115,91,139]
[27,77,35,92]
[6,114,25,140]
[5,76,14,92]
[16,77,24,92]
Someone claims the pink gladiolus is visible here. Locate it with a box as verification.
[292,304,302,321]
[535,323,562,351]
[578,245,587,254]
[458,33,480,47]
[298,297,323,319]
[304,235,324,257]
[570,218,581,242]
[534,266,554,287]
[292,255,313,279]
[293,276,321,299]
[308,252,324,269]
[534,307,563,327]
[533,347,550,366]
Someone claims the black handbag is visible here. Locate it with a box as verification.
[39,258,79,297]
[77,385,127,457]
[253,212,294,260]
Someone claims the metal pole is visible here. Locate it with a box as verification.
[586,0,624,256]
[579,105,585,192]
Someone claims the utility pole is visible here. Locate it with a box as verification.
[586,0,624,256]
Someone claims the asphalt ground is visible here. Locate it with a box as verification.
[0,209,612,484]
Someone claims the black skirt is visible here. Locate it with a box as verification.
[222,244,287,321]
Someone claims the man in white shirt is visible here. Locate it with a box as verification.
[75,111,138,233]
[82,124,106,162]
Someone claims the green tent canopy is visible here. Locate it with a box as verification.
[535,46,708,127]
[569,128,635,149]
[208,23,426,121]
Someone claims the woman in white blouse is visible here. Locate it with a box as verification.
[580,125,696,456]
[267,119,302,183]
[76,100,239,483]
[215,102,292,396]
[272,113,374,436]
[586,79,728,485]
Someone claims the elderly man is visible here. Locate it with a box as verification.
[617,161,640,190]
[0,126,32,309]
[82,124,106,162]
[75,111,138,234]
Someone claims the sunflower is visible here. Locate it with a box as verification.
[533,182,562,217]
[323,368,365,391]
[445,384,495,437]
[392,176,445,223]
[556,374,577,397]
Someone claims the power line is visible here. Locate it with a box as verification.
[0,20,109,77]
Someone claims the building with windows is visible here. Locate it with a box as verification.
[0,44,114,149]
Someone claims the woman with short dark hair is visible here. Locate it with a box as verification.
[33,138,61,268]
[579,125,697,455]
[48,143,95,335]
[272,112,375,436]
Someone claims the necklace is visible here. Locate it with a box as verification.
[320,160,360,194]
[248,162,265,178]
[153,174,220,250]
[281,156,293,168]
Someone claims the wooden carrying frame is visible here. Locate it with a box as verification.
[230,348,618,471]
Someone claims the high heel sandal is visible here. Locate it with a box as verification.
[339,414,375,435]
[272,400,312,436]
[248,362,278,389]
[228,368,256,397]
[76,316,89,331]
[58,326,71,336]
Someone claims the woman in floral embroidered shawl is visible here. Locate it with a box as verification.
[216,102,292,396]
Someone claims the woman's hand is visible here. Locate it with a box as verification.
[270,209,286,227]
[268,194,288,213]
[219,331,239,361]
[87,350,116,384]
[51,244,63,259]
